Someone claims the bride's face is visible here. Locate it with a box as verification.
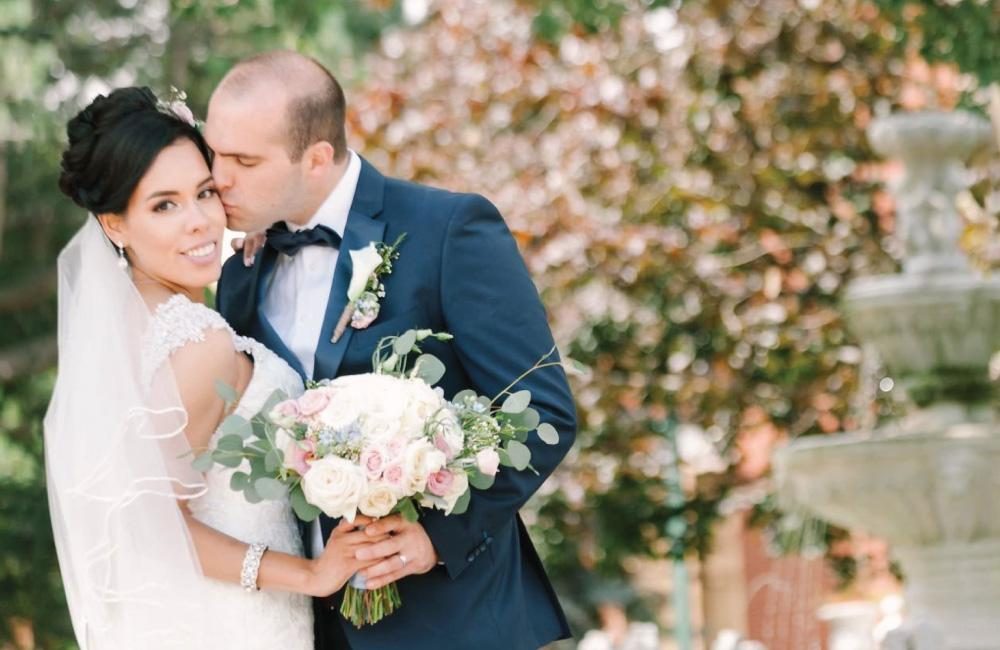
[99,139,226,293]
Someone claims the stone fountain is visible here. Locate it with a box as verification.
[775,110,999,650]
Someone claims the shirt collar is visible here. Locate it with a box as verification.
[288,150,361,236]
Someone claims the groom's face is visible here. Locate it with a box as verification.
[204,90,308,233]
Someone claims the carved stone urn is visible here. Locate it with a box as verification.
[775,111,998,650]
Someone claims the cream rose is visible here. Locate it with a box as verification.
[358,483,399,518]
[301,456,367,522]
[441,470,470,515]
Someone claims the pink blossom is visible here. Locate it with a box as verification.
[426,469,455,497]
[383,464,405,488]
[360,448,385,480]
[476,449,501,477]
[288,438,317,476]
[351,312,378,330]
[297,390,329,417]
[433,433,456,460]
[169,101,196,127]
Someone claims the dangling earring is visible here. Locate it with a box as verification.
[116,241,128,271]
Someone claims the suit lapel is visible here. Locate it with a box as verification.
[313,158,387,379]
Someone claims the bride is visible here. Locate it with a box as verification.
[44,87,377,649]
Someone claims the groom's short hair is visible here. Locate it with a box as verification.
[222,51,348,163]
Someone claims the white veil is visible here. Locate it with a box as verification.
[44,218,211,648]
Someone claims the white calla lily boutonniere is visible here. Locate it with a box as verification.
[332,234,406,343]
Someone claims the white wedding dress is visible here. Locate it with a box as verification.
[141,293,313,649]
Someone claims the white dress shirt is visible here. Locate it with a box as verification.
[261,150,361,380]
[260,150,361,559]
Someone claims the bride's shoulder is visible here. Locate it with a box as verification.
[141,293,237,385]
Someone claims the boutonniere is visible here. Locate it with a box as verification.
[331,234,406,343]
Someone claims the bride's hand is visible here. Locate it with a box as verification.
[231,230,267,267]
[306,517,385,597]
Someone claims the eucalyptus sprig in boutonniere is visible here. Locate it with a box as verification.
[331,233,406,343]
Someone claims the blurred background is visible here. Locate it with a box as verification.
[2,0,999,648]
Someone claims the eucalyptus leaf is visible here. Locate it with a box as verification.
[414,354,446,385]
[214,379,238,405]
[497,448,515,468]
[469,470,496,490]
[192,451,215,473]
[264,448,283,473]
[243,484,262,504]
[216,434,244,452]
[537,423,559,445]
[259,389,287,418]
[212,449,243,468]
[254,477,288,500]
[505,440,531,471]
[396,498,419,522]
[249,455,267,478]
[450,487,471,515]
[509,408,540,431]
[230,471,251,491]
[291,488,321,522]
[393,330,418,356]
[219,414,253,439]
[501,390,531,414]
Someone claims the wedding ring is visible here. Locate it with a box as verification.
[399,553,409,566]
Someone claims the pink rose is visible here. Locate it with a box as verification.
[476,449,500,477]
[287,438,317,476]
[360,447,385,480]
[269,399,301,426]
[426,469,455,497]
[383,464,405,489]
[297,390,329,417]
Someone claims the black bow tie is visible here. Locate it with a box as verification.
[265,222,342,257]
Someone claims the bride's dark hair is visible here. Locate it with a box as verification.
[58,86,212,215]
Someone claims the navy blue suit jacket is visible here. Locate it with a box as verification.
[217,158,576,649]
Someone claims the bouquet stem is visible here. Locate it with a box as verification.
[340,583,402,628]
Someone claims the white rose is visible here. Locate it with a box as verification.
[358,483,399,518]
[347,243,383,301]
[401,440,447,495]
[301,456,367,522]
[442,470,470,515]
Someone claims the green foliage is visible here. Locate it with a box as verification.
[872,0,1000,85]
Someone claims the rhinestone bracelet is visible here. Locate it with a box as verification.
[240,542,268,592]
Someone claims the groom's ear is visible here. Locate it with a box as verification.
[302,140,335,175]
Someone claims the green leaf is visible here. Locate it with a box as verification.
[260,389,287,417]
[219,414,253,439]
[469,470,495,490]
[254,477,287,500]
[248,454,267,478]
[291,488,321,522]
[396,498,419,522]
[497,448,515,468]
[414,354,446,385]
[450,487,472,515]
[243,484,262,504]
[214,379,238,404]
[229,471,251,491]
[501,390,531,414]
[212,449,243,468]
[192,451,215,473]
[536,422,559,445]
[264,448,283,473]
[393,330,418,356]
[216,434,244,452]
[509,407,540,431]
[505,440,531,471]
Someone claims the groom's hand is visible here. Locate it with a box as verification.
[354,514,439,589]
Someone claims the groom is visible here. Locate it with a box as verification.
[208,51,577,649]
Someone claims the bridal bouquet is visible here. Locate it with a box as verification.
[197,330,562,627]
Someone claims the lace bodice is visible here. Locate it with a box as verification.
[141,294,312,649]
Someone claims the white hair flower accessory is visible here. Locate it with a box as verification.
[156,86,199,129]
